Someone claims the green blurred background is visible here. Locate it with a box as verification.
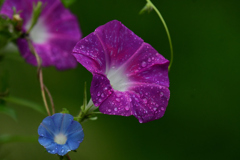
[1,0,240,159]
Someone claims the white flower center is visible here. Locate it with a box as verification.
[54,133,67,145]
[25,19,49,44]
[107,67,129,92]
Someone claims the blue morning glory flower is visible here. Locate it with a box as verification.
[38,113,84,156]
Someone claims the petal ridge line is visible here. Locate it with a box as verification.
[95,31,109,74]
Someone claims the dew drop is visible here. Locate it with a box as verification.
[108,109,111,112]
[114,108,118,111]
[161,107,165,111]
[160,92,164,96]
[153,107,157,111]
[141,61,147,67]
[125,106,129,110]
[98,99,102,102]
[148,58,151,62]
[101,93,104,98]
[97,92,100,96]
[116,98,120,102]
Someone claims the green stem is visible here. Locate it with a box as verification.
[26,37,51,116]
[146,0,173,70]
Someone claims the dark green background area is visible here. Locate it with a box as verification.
[0,0,240,159]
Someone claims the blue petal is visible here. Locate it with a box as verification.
[66,121,82,135]
[57,144,71,156]
[41,116,56,135]
[45,142,58,155]
[60,114,73,134]
[67,130,84,150]
[38,124,54,139]
[52,113,63,134]
[38,136,53,147]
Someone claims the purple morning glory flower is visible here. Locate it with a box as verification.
[72,20,170,123]
[0,0,81,70]
[38,113,84,156]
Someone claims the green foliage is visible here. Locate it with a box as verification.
[61,0,76,8]
[0,104,17,121]
[0,135,37,144]
[2,96,46,115]
[0,68,9,95]
[61,108,70,114]
[0,0,4,7]
[27,1,42,33]
[0,15,20,49]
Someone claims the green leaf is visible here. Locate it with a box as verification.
[0,67,9,95]
[61,0,76,8]
[27,1,42,33]
[61,108,69,114]
[0,0,4,6]
[0,104,17,121]
[0,15,22,49]
[0,135,37,144]
[2,96,46,115]
[88,116,98,121]
[139,1,152,15]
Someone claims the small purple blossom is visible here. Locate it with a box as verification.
[0,0,81,70]
[72,20,170,123]
[38,113,84,156]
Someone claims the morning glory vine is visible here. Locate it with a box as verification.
[140,0,174,71]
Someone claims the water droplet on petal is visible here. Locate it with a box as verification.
[101,93,104,98]
[125,106,129,110]
[98,99,102,102]
[114,108,118,111]
[160,92,164,96]
[161,107,165,111]
[153,107,157,111]
[116,98,120,102]
[141,61,147,67]
[97,92,100,96]
[108,109,111,112]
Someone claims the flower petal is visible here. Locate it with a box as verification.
[45,142,58,154]
[66,121,83,135]
[129,84,170,123]
[39,116,56,136]
[94,20,144,69]
[125,43,169,87]
[59,114,74,134]
[67,130,84,150]
[90,73,113,106]
[38,124,54,139]
[57,144,71,156]
[99,91,132,116]
[38,136,53,147]
[72,32,106,73]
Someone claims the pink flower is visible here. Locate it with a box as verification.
[72,20,170,123]
[0,0,81,70]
